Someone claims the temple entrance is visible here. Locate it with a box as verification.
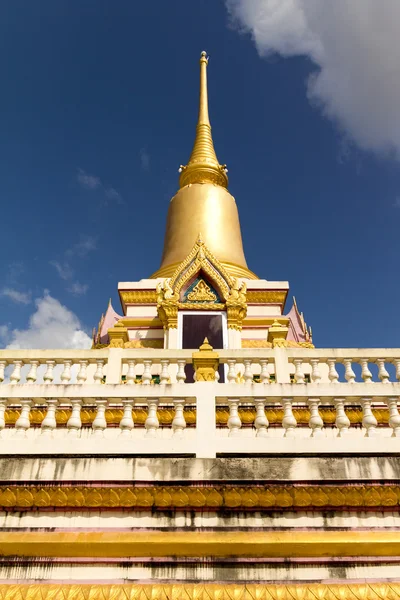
[181,313,226,382]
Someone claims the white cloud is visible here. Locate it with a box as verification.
[50,260,74,281]
[0,325,9,341]
[1,288,31,305]
[140,148,150,171]
[66,235,97,258]
[68,281,89,296]
[5,292,91,349]
[226,0,400,158]
[105,187,124,204]
[77,168,101,190]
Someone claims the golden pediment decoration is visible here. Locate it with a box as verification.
[156,236,247,329]
[187,279,217,302]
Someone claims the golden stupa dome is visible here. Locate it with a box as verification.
[151,52,257,280]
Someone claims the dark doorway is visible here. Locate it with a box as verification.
[182,314,225,382]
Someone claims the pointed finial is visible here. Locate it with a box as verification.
[179,52,228,189]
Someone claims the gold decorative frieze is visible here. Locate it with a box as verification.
[3,406,389,427]
[0,584,399,600]
[0,482,399,510]
[124,339,164,349]
[246,290,287,305]
[241,339,314,348]
[119,290,158,305]
[192,338,219,381]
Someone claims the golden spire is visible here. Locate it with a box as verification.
[179,51,228,189]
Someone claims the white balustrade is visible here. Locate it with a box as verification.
[142,360,153,385]
[377,359,390,384]
[77,360,88,384]
[0,400,6,434]
[0,361,6,383]
[344,359,356,384]
[386,397,400,437]
[160,360,170,384]
[61,360,72,383]
[243,360,253,383]
[360,359,372,383]
[293,359,305,384]
[177,360,186,384]
[260,359,269,384]
[310,359,321,383]
[93,360,105,384]
[43,361,55,384]
[227,360,237,383]
[327,359,339,383]
[15,400,32,436]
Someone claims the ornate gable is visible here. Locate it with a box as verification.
[156,236,247,330]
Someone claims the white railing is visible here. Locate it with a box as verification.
[0,347,400,457]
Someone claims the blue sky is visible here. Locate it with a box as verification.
[1,0,400,349]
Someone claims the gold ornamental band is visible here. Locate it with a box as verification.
[0,583,399,600]
[1,530,400,558]
[150,260,259,280]
[0,483,399,510]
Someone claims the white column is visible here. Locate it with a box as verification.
[282,398,297,437]
[273,348,291,383]
[0,361,6,383]
[0,400,7,436]
[254,399,268,437]
[377,359,390,383]
[142,360,152,385]
[344,359,356,383]
[43,361,55,384]
[172,398,186,436]
[176,360,186,384]
[93,360,105,384]
[308,398,323,437]
[386,397,400,438]
[227,398,241,436]
[243,360,253,383]
[26,361,39,383]
[126,360,136,385]
[120,399,134,436]
[92,400,107,437]
[106,348,123,384]
[165,328,179,349]
[310,359,321,383]
[195,383,217,458]
[67,399,82,436]
[360,359,372,383]
[77,360,88,384]
[15,400,32,436]
[10,361,22,385]
[41,399,58,436]
[260,360,269,384]
[334,398,350,437]
[327,359,339,384]
[293,359,305,384]
[362,397,377,437]
[61,360,72,383]
[160,360,170,384]
[145,399,159,437]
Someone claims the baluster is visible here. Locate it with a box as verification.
[308,398,323,437]
[93,360,105,384]
[172,398,186,436]
[77,360,88,384]
[145,399,159,436]
[394,359,400,382]
[386,397,400,438]
[260,360,269,384]
[227,360,237,383]
[227,398,241,436]
[0,361,6,383]
[282,398,297,437]
[376,359,390,383]
[61,360,72,383]
[126,360,136,385]
[0,400,7,434]
[310,359,321,383]
[41,399,58,436]
[327,359,339,383]
[119,399,134,436]
[254,399,269,437]
[142,360,152,385]
[243,360,253,383]
[43,361,55,384]
[15,400,32,436]
[10,361,22,385]
[26,360,39,383]
[361,397,377,437]
[293,359,305,384]
[176,360,186,384]
[360,359,372,383]
[334,398,350,437]
[160,360,170,384]
[344,359,356,383]
[92,400,107,437]
[67,399,82,436]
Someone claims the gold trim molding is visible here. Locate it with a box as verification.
[0,483,398,510]
[246,290,287,304]
[119,290,158,305]
[0,583,398,600]
[0,530,400,558]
